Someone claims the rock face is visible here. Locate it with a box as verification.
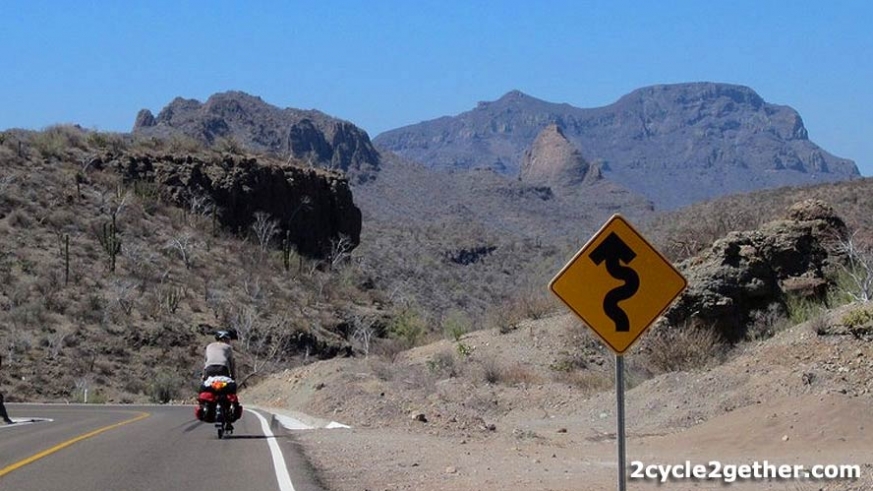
[109,152,361,258]
[133,91,381,183]
[519,123,597,186]
[664,199,847,341]
[374,83,859,209]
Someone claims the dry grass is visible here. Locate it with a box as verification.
[0,128,383,402]
[643,322,726,373]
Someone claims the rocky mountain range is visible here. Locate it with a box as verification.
[374,82,859,209]
[133,91,381,183]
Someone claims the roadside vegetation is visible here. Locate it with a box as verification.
[2,125,873,404]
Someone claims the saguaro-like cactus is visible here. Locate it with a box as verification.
[99,215,122,273]
[281,230,294,272]
[62,233,70,285]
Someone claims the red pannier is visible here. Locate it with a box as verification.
[195,377,243,423]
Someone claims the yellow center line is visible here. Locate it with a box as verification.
[0,411,150,478]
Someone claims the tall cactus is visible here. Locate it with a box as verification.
[63,233,70,285]
[281,230,293,272]
[98,215,121,273]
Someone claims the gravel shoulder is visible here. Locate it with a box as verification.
[244,312,873,490]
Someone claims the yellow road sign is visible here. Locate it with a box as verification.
[549,214,687,354]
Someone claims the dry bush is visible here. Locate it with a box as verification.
[552,369,612,393]
[167,134,203,153]
[427,349,459,378]
[475,356,542,387]
[29,126,84,160]
[7,208,33,228]
[371,338,408,363]
[644,323,726,373]
[486,298,529,334]
[745,303,790,341]
[646,194,772,261]
[367,358,396,382]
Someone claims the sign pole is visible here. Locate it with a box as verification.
[616,354,627,491]
[548,214,687,491]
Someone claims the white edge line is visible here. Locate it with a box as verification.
[250,409,296,491]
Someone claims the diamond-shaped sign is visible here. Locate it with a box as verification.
[549,214,686,354]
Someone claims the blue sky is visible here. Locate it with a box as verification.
[1,1,871,174]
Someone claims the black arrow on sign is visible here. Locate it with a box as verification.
[589,232,639,332]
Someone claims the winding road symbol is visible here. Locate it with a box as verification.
[588,232,639,332]
[548,214,687,354]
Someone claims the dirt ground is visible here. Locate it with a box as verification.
[244,310,873,491]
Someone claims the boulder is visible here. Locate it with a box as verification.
[664,199,847,341]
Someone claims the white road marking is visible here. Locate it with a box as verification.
[0,417,53,428]
[269,413,349,431]
[274,414,312,430]
[250,409,296,491]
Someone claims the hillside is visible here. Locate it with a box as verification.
[244,202,873,490]
[3,123,873,407]
[374,82,859,209]
[0,126,379,402]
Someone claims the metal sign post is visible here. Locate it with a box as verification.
[616,354,627,491]
[548,214,687,491]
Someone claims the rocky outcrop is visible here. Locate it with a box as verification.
[375,83,859,209]
[519,123,597,186]
[109,152,361,258]
[133,91,381,183]
[664,199,847,341]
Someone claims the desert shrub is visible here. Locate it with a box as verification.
[481,357,501,384]
[486,299,527,334]
[745,303,790,341]
[9,301,49,330]
[441,310,471,342]
[31,125,89,159]
[552,369,612,393]
[7,208,33,228]
[646,197,770,262]
[371,337,408,362]
[168,134,202,153]
[131,135,168,152]
[785,294,824,325]
[30,127,69,159]
[455,341,473,357]
[427,350,458,378]
[148,370,186,403]
[828,232,873,304]
[549,352,587,373]
[367,358,396,381]
[513,288,557,320]
[645,323,725,373]
[387,304,426,348]
[216,136,244,155]
[497,363,541,387]
[841,306,873,329]
[86,131,127,153]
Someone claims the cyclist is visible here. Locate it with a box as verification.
[203,330,236,380]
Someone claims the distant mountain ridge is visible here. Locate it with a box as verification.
[374,82,859,209]
[133,91,381,182]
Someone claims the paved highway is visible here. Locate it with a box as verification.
[0,404,324,491]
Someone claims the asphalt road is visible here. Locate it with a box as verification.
[0,404,325,491]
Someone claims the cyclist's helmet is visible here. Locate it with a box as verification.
[215,330,232,341]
